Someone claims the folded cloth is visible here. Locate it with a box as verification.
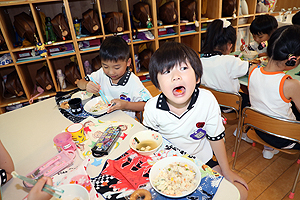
[91,138,223,200]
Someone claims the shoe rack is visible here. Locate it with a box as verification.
[0,0,299,114]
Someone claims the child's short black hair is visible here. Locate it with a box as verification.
[201,19,236,54]
[149,41,203,89]
[250,14,278,35]
[292,11,300,25]
[267,25,300,61]
[99,36,130,62]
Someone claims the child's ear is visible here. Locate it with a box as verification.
[196,77,201,84]
[126,58,132,67]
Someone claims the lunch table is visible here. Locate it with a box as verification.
[0,97,240,200]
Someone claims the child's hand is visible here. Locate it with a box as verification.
[240,44,248,52]
[223,169,248,191]
[86,81,101,94]
[27,177,53,200]
[107,99,128,113]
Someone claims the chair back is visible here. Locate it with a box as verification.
[200,85,242,119]
[242,107,300,144]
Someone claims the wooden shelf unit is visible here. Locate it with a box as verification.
[0,0,299,114]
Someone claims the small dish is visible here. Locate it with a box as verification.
[84,96,112,116]
[129,130,163,156]
[149,156,201,198]
[242,51,258,61]
[71,91,93,105]
[50,184,89,200]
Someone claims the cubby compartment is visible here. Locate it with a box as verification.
[180,34,200,53]
[128,0,155,30]
[18,60,56,100]
[99,0,131,35]
[156,0,179,26]
[68,0,103,39]
[0,66,27,108]
[78,38,101,52]
[49,55,81,92]
[133,41,155,76]
[80,51,101,76]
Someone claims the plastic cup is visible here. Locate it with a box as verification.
[53,132,77,152]
[68,98,82,114]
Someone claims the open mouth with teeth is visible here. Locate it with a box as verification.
[173,86,186,96]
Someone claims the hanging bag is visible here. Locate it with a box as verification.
[5,70,24,97]
[82,9,101,34]
[103,12,124,33]
[65,62,81,87]
[180,0,197,22]
[92,55,101,71]
[14,12,37,44]
[139,49,153,70]
[222,0,236,17]
[133,2,152,28]
[36,65,54,91]
[51,13,70,40]
[159,1,178,24]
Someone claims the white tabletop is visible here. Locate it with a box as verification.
[0,97,239,200]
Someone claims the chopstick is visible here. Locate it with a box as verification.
[11,171,64,199]
[89,76,110,104]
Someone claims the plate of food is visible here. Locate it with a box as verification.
[71,91,93,105]
[149,156,201,198]
[84,96,113,115]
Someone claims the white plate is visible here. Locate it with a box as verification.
[50,184,89,200]
[84,96,112,115]
[149,156,201,198]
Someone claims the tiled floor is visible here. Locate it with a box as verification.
[144,81,300,200]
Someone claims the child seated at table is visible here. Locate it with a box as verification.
[77,36,152,118]
[0,140,14,186]
[248,25,300,159]
[241,14,278,58]
[143,41,248,200]
[200,19,252,142]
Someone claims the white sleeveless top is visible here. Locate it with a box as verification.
[248,67,295,120]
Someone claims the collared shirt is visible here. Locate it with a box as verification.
[0,169,7,186]
[143,88,225,163]
[87,68,152,118]
[200,53,249,93]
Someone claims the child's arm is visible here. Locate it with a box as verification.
[258,52,267,58]
[107,100,146,113]
[77,78,101,94]
[0,140,14,184]
[284,79,300,113]
[209,139,248,190]
[27,176,53,200]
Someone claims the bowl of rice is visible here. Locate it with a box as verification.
[149,156,201,198]
[84,96,113,115]
[71,91,93,105]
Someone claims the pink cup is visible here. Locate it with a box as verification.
[53,132,77,152]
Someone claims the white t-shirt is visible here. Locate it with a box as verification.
[143,88,225,163]
[200,53,249,93]
[87,68,152,118]
[248,66,295,120]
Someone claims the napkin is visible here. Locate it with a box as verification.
[91,139,223,200]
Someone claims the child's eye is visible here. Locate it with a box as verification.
[180,66,188,70]
[162,70,170,74]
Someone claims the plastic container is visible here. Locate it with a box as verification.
[84,60,92,75]
[57,69,66,89]
[53,132,77,152]
[74,18,81,36]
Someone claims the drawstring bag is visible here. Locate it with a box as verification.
[103,12,124,33]
[51,13,70,40]
[139,49,153,70]
[133,2,152,28]
[82,9,101,34]
[14,12,37,44]
[92,55,101,71]
[222,0,236,17]
[5,70,24,97]
[36,64,54,91]
[180,0,197,22]
[159,1,178,24]
[65,62,81,87]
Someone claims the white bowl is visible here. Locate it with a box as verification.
[242,51,258,60]
[84,96,112,115]
[50,184,89,200]
[149,156,201,198]
[129,130,163,156]
[71,91,93,105]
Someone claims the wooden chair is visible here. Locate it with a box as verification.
[200,85,243,157]
[232,107,300,199]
